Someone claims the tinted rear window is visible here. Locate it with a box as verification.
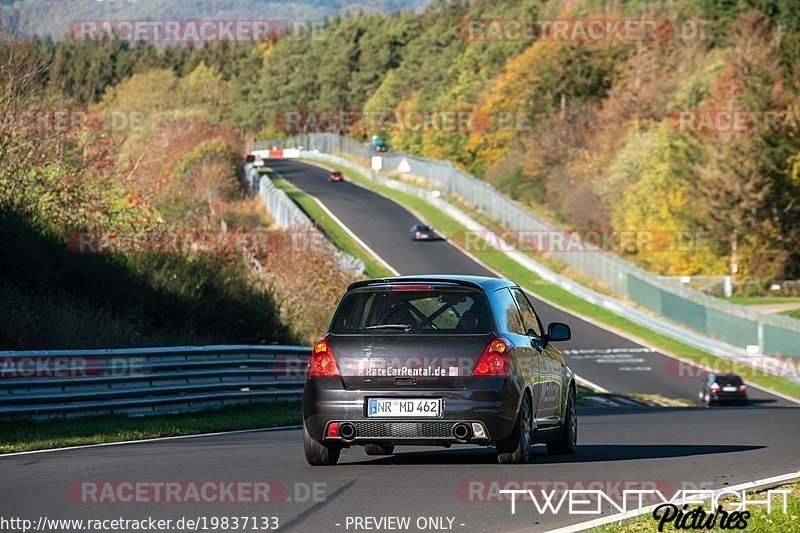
[716,375,743,386]
[331,288,492,334]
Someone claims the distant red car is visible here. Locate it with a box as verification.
[330,171,344,182]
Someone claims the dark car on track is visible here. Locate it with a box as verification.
[699,373,748,406]
[302,275,576,465]
[410,223,437,241]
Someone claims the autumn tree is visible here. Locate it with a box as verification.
[695,14,789,280]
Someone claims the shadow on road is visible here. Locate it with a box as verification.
[346,444,764,466]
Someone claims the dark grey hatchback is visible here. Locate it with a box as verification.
[302,275,576,465]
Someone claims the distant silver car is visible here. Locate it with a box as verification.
[410,224,436,241]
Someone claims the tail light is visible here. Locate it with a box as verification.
[739,385,747,392]
[327,422,340,438]
[473,338,511,376]
[709,383,720,393]
[309,338,340,377]
[391,284,432,291]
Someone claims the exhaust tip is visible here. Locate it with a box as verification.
[339,422,356,441]
[452,423,470,440]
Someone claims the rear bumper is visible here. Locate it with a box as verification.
[302,376,521,445]
[710,392,748,404]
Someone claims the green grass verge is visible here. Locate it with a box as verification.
[728,296,800,305]
[591,482,800,532]
[309,158,800,402]
[782,309,800,320]
[268,172,392,278]
[1,400,302,454]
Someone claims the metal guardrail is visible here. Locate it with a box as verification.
[244,163,365,276]
[253,134,800,358]
[0,346,310,419]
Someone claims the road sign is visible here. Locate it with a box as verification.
[398,157,411,173]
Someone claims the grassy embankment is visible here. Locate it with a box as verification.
[1,401,302,454]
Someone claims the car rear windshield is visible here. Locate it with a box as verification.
[716,375,743,386]
[331,288,492,334]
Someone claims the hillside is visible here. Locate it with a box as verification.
[2,0,431,39]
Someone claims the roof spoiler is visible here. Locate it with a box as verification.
[347,277,484,292]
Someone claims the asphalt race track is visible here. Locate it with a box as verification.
[2,409,799,532]
[2,159,799,533]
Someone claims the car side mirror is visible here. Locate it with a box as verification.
[547,322,571,342]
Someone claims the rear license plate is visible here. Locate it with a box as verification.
[722,386,737,392]
[367,398,441,418]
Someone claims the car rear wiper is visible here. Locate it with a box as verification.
[364,324,413,332]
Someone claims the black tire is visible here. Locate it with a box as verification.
[364,443,395,456]
[547,386,577,455]
[497,393,532,464]
[303,424,341,466]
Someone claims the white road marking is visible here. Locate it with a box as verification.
[562,348,656,355]
[574,375,610,393]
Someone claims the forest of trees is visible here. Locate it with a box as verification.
[11,0,798,281]
[0,29,356,349]
[2,0,800,349]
